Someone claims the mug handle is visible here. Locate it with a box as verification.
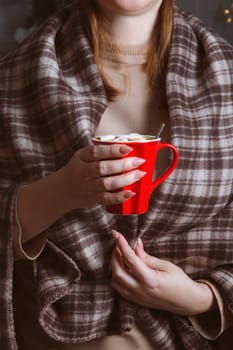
[150,143,179,192]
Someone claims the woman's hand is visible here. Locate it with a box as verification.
[111,230,216,316]
[60,144,145,210]
[17,145,146,243]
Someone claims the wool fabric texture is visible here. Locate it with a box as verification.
[0,1,233,349]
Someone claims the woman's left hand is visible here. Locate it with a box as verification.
[111,230,216,316]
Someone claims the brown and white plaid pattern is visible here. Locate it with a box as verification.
[0,1,233,349]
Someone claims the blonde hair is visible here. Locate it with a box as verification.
[80,0,174,102]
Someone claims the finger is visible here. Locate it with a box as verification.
[78,144,133,162]
[94,190,136,205]
[86,157,145,177]
[111,247,126,270]
[89,169,146,192]
[112,245,133,271]
[133,238,144,251]
[111,278,138,302]
[135,242,172,271]
[111,248,139,289]
[112,231,153,282]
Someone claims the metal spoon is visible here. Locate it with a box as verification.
[156,122,165,139]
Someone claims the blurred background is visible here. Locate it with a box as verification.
[0,0,232,57]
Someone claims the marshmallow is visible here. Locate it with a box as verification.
[94,133,154,142]
[95,135,116,141]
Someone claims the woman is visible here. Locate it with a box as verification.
[0,0,233,349]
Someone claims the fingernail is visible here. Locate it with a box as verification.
[134,239,143,254]
[136,238,143,249]
[124,190,136,199]
[112,230,119,240]
[134,170,147,180]
[119,145,133,154]
[138,238,143,245]
[132,158,145,167]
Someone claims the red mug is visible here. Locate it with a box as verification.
[93,135,179,215]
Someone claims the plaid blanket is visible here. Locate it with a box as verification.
[0,1,233,349]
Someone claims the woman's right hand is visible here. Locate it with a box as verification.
[60,144,146,210]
